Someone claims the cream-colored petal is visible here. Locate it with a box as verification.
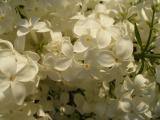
[118,100,131,113]
[24,51,40,62]
[115,39,133,60]
[0,80,10,92]
[33,22,50,32]
[74,18,100,38]
[99,14,114,28]
[73,40,88,53]
[61,40,73,57]
[96,29,112,49]
[0,39,14,50]
[0,50,17,75]
[17,27,30,36]
[134,74,148,88]
[97,51,116,67]
[54,58,72,71]
[15,52,27,73]
[15,58,38,82]
[11,81,26,105]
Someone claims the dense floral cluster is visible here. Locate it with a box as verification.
[0,0,160,120]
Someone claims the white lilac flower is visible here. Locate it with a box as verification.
[0,39,38,106]
[45,31,64,55]
[97,38,133,68]
[119,96,152,120]
[45,31,76,71]
[0,0,159,120]
[73,35,97,53]
[54,39,74,71]
[95,14,116,49]
[17,17,50,37]
[73,17,101,38]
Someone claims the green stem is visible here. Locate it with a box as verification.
[134,8,156,74]
[134,53,160,59]
[145,53,160,58]
[143,8,155,53]
[138,59,144,74]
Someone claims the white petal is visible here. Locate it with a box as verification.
[73,40,88,53]
[80,35,96,48]
[15,59,38,82]
[0,50,17,75]
[134,74,148,88]
[18,19,30,28]
[0,39,14,50]
[115,39,133,60]
[43,54,55,67]
[0,80,10,92]
[61,40,73,57]
[118,100,131,112]
[74,18,100,38]
[62,61,82,81]
[33,22,49,32]
[99,14,114,28]
[74,19,88,36]
[11,81,26,105]
[141,8,149,21]
[96,29,112,49]
[37,27,50,32]
[71,13,85,20]
[136,101,148,113]
[123,78,133,91]
[0,92,6,102]
[24,51,40,62]
[95,4,107,13]
[50,31,63,42]
[54,58,72,71]
[17,27,29,36]
[144,110,152,118]
[30,17,40,26]
[15,52,27,73]
[97,51,116,67]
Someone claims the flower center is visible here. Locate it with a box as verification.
[83,64,90,70]
[10,75,16,81]
[86,37,91,42]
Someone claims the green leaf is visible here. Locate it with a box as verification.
[134,23,143,50]
[137,59,145,74]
